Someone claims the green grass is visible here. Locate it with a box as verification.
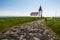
[45,18,60,37]
[0,17,43,32]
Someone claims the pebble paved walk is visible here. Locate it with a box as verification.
[0,20,60,40]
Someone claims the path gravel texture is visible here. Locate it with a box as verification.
[0,20,60,40]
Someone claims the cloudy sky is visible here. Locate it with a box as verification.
[0,0,60,17]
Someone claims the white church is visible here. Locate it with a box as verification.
[30,6,42,17]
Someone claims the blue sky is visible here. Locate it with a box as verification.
[0,0,60,17]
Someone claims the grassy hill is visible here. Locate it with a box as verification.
[45,18,60,37]
[0,17,43,32]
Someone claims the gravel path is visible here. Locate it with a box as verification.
[0,20,60,40]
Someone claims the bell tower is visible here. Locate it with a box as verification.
[38,6,42,18]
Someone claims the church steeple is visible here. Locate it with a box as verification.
[38,6,42,18]
[38,6,42,11]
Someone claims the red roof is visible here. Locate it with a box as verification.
[31,12,38,15]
